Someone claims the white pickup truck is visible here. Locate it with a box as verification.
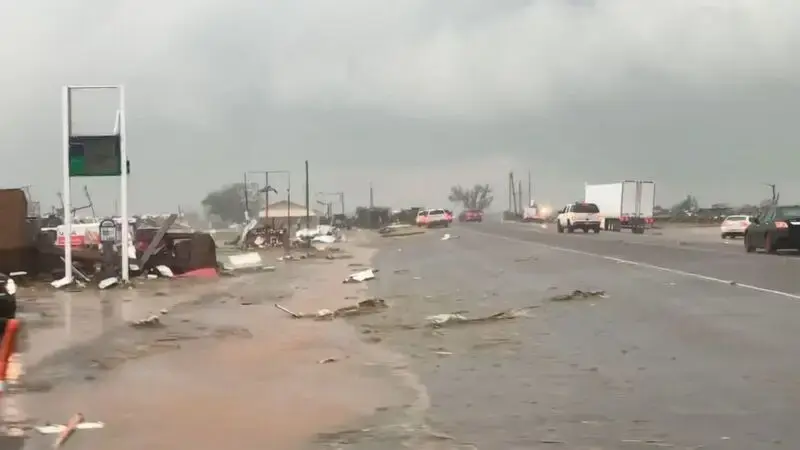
[556,202,602,234]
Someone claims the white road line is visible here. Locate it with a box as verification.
[498,221,743,255]
[468,227,800,301]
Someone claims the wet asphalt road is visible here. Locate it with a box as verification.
[359,221,800,449]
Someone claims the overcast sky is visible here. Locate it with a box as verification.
[2,0,800,215]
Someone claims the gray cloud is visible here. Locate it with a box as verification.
[2,0,800,214]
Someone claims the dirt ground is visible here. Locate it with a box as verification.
[4,232,422,450]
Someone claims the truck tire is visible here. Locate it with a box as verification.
[557,222,564,233]
[592,227,600,234]
[567,221,574,233]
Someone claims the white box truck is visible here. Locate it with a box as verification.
[584,181,656,234]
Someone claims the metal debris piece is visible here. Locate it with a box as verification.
[331,298,388,318]
[155,265,174,278]
[343,268,379,283]
[275,298,388,321]
[318,357,338,364]
[98,277,119,290]
[36,421,105,434]
[426,306,539,328]
[549,290,607,301]
[274,304,304,318]
[130,315,162,328]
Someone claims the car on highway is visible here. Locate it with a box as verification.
[415,210,428,227]
[0,273,17,319]
[416,209,450,228]
[720,215,751,239]
[444,209,454,224]
[744,205,800,253]
[556,202,601,234]
[458,209,483,222]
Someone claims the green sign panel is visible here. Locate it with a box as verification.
[69,135,130,177]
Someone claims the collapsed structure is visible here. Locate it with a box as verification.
[0,188,219,285]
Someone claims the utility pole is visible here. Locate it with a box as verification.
[369,182,374,208]
[243,172,249,221]
[518,181,523,215]
[508,172,513,213]
[248,170,289,225]
[305,160,310,228]
[264,172,270,220]
[527,170,532,207]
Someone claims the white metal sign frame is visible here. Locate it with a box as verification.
[61,85,130,282]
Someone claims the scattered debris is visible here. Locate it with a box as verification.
[274,298,389,320]
[274,304,303,318]
[155,265,174,278]
[312,235,336,244]
[549,290,607,302]
[441,233,460,241]
[343,268,379,283]
[393,269,409,274]
[379,224,426,238]
[50,277,72,289]
[513,256,538,262]
[316,309,334,319]
[332,298,388,318]
[60,257,92,283]
[130,315,163,328]
[379,223,413,234]
[426,306,539,328]
[620,439,674,447]
[318,357,338,364]
[98,277,119,290]
[35,419,105,435]
[42,412,96,447]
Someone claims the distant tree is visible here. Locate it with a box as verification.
[201,183,264,223]
[670,194,699,215]
[448,184,494,210]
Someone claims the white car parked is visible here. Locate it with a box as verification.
[720,215,751,239]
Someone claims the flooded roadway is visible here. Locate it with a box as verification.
[9,244,417,450]
[352,223,800,449]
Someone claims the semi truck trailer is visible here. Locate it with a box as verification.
[584,180,655,234]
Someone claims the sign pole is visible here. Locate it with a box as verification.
[61,86,73,283]
[118,86,130,282]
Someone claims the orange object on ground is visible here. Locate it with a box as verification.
[0,318,19,384]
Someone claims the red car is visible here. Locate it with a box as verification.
[458,209,483,222]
